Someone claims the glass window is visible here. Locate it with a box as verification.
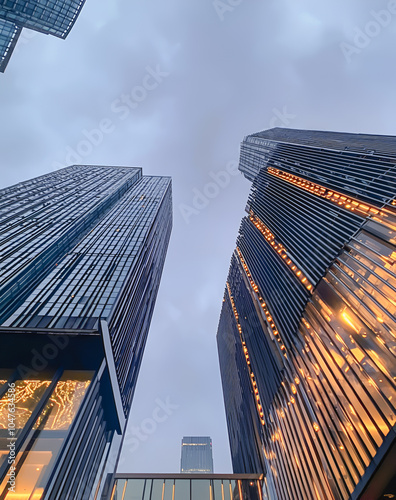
[174,479,190,500]
[213,480,223,500]
[0,370,93,500]
[0,379,52,469]
[150,479,164,500]
[192,479,210,500]
[143,479,152,500]
[111,479,126,500]
[163,479,174,500]
[222,480,233,500]
[124,479,145,500]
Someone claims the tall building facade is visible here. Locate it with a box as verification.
[0,165,172,499]
[217,128,396,500]
[180,437,214,474]
[0,0,86,72]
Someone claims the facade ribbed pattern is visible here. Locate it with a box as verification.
[108,177,172,413]
[0,165,141,324]
[251,127,396,159]
[218,128,396,500]
[217,276,266,475]
[45,372,109,500]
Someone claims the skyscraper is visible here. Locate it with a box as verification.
[217,128,396,500]
[0,165,172,499]
[0,0,86,72]
[180,437,214,474]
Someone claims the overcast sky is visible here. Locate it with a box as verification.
[1,0,396,473]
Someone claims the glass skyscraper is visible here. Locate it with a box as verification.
[217,128,396,500]
[0,165,172,499]
[0,0,86,72]
[180,437,214,474]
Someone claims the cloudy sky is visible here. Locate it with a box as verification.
[1,0,396,473]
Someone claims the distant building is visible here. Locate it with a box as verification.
[107,473,264,500]
[0,165,172,499]
[180,437,214,474]
[0,0,87,72]
[217,128,396,499]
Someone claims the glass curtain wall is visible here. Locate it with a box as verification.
[0,369,93,499]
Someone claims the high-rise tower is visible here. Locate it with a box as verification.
[0,165,172,499]
[180,437,214,474]
[217,128,396,500]
[0,0,87,72]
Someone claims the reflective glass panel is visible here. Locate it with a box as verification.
[0,370,92,500]
[0,379,51,469]
[192,479,210,500]
[174,479,190,500]
[150,479,164,500]
[213,480,223,500]
[143,479,152,500]
[124,479,145,500]
[111,479,126,500]
[163,479,174,500]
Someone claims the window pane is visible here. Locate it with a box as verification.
[125,479,145,500]
[192,479,210,500]
[150,479,164,500]
[174,479,190,500]
[112,479,126,500]
[143,479,152,500]
[164,479,174,500]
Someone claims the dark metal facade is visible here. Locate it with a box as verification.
[217,128,396,500]
[0,165,172,499]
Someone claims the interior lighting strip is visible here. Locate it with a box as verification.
[249,211,313,293]
[226,281,265,426]
[236,247,287,357]
[267,167,386,219]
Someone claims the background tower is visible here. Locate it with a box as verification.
[180,436,214,474]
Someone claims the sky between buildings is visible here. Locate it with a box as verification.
[0,0,395,473]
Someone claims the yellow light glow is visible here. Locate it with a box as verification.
[226,280,266,426]
[341,311,359,333]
